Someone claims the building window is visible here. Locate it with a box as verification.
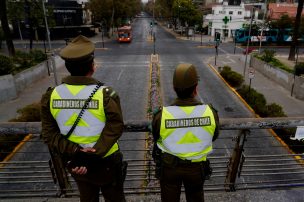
[238,11,242,15]
[229,11,233,15]
[220,11,226,14]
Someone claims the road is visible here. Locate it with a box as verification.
[1,16,304,198]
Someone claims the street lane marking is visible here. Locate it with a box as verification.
[117,69,124,81]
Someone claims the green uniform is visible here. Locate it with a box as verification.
[41,76,125,202]
[152,97,219,202]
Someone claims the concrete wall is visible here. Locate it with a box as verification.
[0,74,17,103]
[0,56,60,104]
[251,57,304,100]
[14,61,49,94]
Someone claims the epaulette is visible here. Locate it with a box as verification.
[104,87,118,98]
[152,106,162,115]
[46,86,55,92]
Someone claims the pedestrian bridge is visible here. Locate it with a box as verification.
[0,117,304,201]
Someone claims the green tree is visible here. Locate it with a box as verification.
[89,0,141,35]
[0,0,15,56]
[154,0,174,20]
[172,0,202,27]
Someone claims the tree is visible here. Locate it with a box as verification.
[172,0,202,27]
[288,0,303,61]
[0,0,15,56]
[89,0,141,35]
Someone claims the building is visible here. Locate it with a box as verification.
[268,3,304,20]
[205,1,258,38]
[45,0,94,38]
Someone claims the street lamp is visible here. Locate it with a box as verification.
[258,0,268,54]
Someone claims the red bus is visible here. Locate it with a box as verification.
[117,26,132,43]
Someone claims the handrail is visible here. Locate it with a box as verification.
[0,118,304,198]
[0,117,303,135]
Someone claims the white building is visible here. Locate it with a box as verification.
[205,1,258,39]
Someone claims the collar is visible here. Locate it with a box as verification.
[172,97,202,106]
[61,76,100,85]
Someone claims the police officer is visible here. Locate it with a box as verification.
[40,35,126,202]
[152,63,219,202]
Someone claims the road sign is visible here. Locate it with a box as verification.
[248,67,255,79]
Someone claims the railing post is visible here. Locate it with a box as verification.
[48,146,71,197]
[225,129,249,191]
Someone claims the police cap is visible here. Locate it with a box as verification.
[59,35,95,62]
[173,63,199,89]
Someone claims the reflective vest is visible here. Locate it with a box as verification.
[50,84,118,157]
[157,105,216,162]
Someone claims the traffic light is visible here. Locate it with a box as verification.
[150,21,153,27]
[215,32,221,41]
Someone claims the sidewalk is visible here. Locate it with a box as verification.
[209,53,304,116]
[0,188,303,202]
[0,31,112,122]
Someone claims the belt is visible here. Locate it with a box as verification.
[161,152,204,166]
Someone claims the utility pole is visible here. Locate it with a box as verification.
[259,0,268,54]
[42,0,58,85]
[243,7,254,77]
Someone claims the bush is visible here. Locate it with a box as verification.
[220,66,244,88]
[12,49,47,74]
[261,49,276,63]
[263,103,286,117]
[30,49,47,63]
[10,102,41,122]
[0,55,14,76]
[295,62,304,76]
[237,84,267,116]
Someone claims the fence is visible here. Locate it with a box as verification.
[0,117,304,199]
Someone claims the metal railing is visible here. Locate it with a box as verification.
[0,117,304,199]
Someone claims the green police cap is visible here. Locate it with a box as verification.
[59,35,94,62]
[173,63,199,89]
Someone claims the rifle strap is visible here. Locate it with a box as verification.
[64,82,103,139]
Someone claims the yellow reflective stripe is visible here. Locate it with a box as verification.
[159,107,175,140]
[177,131,201,144]
[180,106,195,115]
[88,89,106,122]
[202,106,216,135]
[192,156,207,162]
[68,134,100,144]
[104,143,119,157]
[66,85,86,96]
[178,145,212,161]
[50,89,61,118]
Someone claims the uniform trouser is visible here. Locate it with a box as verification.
[72,152,126,202]
[76,178,125,202]
[160,161,205,202]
